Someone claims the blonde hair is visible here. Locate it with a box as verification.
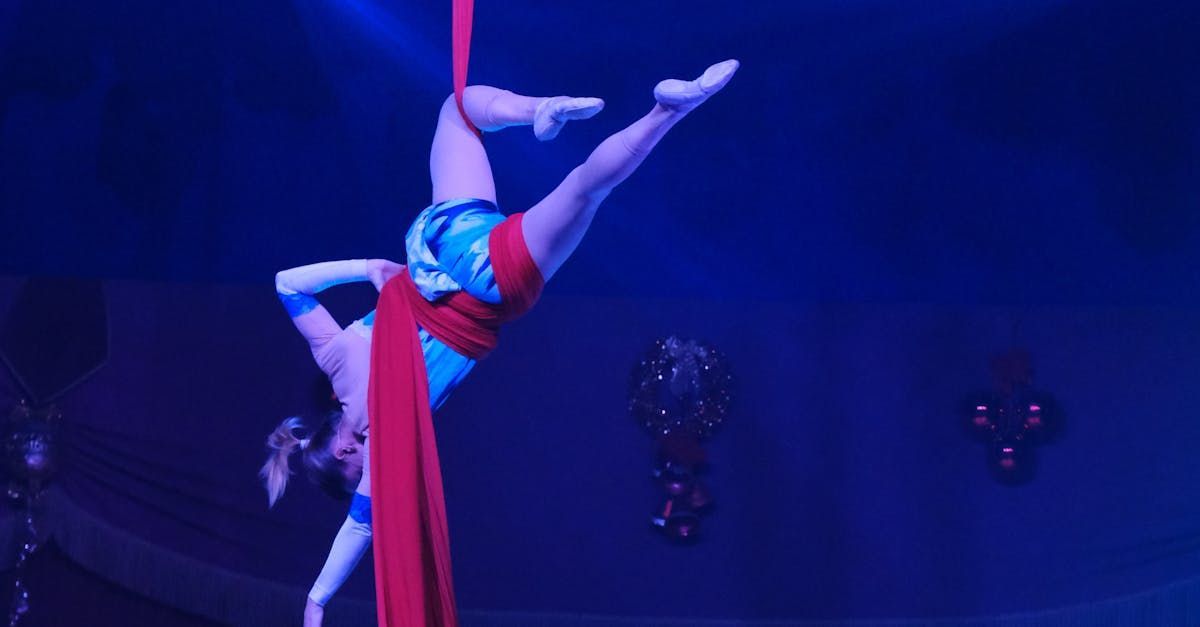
[259,411,356,507]
[259,416,304,507]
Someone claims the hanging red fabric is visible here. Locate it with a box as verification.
[452,0,480,137]
[368,215,544,627]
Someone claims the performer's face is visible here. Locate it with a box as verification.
[331,421,365,484]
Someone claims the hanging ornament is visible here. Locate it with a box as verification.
[964,350,1058,484]
[2,400,61,627]
[630,337,733,542]
[651,498,702,541]
[965,402,997,440]
[629,337,733,439]
[990,438,1023,473]
[1022,402,1047,437]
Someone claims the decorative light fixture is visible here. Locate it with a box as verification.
[2,400,61,625]
[629,336,733,541]
[964,349,1060,484]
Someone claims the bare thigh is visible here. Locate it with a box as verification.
[429,95,496,205]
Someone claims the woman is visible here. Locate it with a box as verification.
[262,59,739,626]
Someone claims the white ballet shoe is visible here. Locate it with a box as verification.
[534,96,605,141]
[653,59,740,112]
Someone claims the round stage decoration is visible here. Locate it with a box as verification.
[629,336,733,542]
[629,336,733,439]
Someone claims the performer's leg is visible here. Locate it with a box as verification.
[521,60,739,281]
[430,87,604,205]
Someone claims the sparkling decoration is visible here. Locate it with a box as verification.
[3,400,60,627]
[630,337,733,542]
[964,350,1058,484]
[7,505,37,625]
[629,336,733,440]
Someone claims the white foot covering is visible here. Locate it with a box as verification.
[653,59,740,112]
[533,96,605,141]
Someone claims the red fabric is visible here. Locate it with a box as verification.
[487,213,544,318]
[452,0,480,137]
[400,213,544,358]
[368,214,543,627]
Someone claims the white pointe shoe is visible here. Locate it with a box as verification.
[653,59,740,112]
[534,96,606,141]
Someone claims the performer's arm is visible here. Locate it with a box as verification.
[366,259,405,292]
[276,260,403,352]
[306,507,372,607]
[303,598,324,627]
[307,438,372,610]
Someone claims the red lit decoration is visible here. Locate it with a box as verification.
[965,349,1060,484]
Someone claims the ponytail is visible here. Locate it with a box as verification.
[260,416,304,507]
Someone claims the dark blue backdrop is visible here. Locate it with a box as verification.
[3,0,1198,305]
[1,0,1199,624]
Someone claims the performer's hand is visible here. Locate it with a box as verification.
[303,598,324,627]
[366,259,404,292]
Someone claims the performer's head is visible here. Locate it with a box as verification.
[259,411,362,506]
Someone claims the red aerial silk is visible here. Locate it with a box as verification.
[452,0,479,137]
[367,214,543,627]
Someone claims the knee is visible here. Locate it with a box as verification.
[439,93,459,117]
[437,93,476,130]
